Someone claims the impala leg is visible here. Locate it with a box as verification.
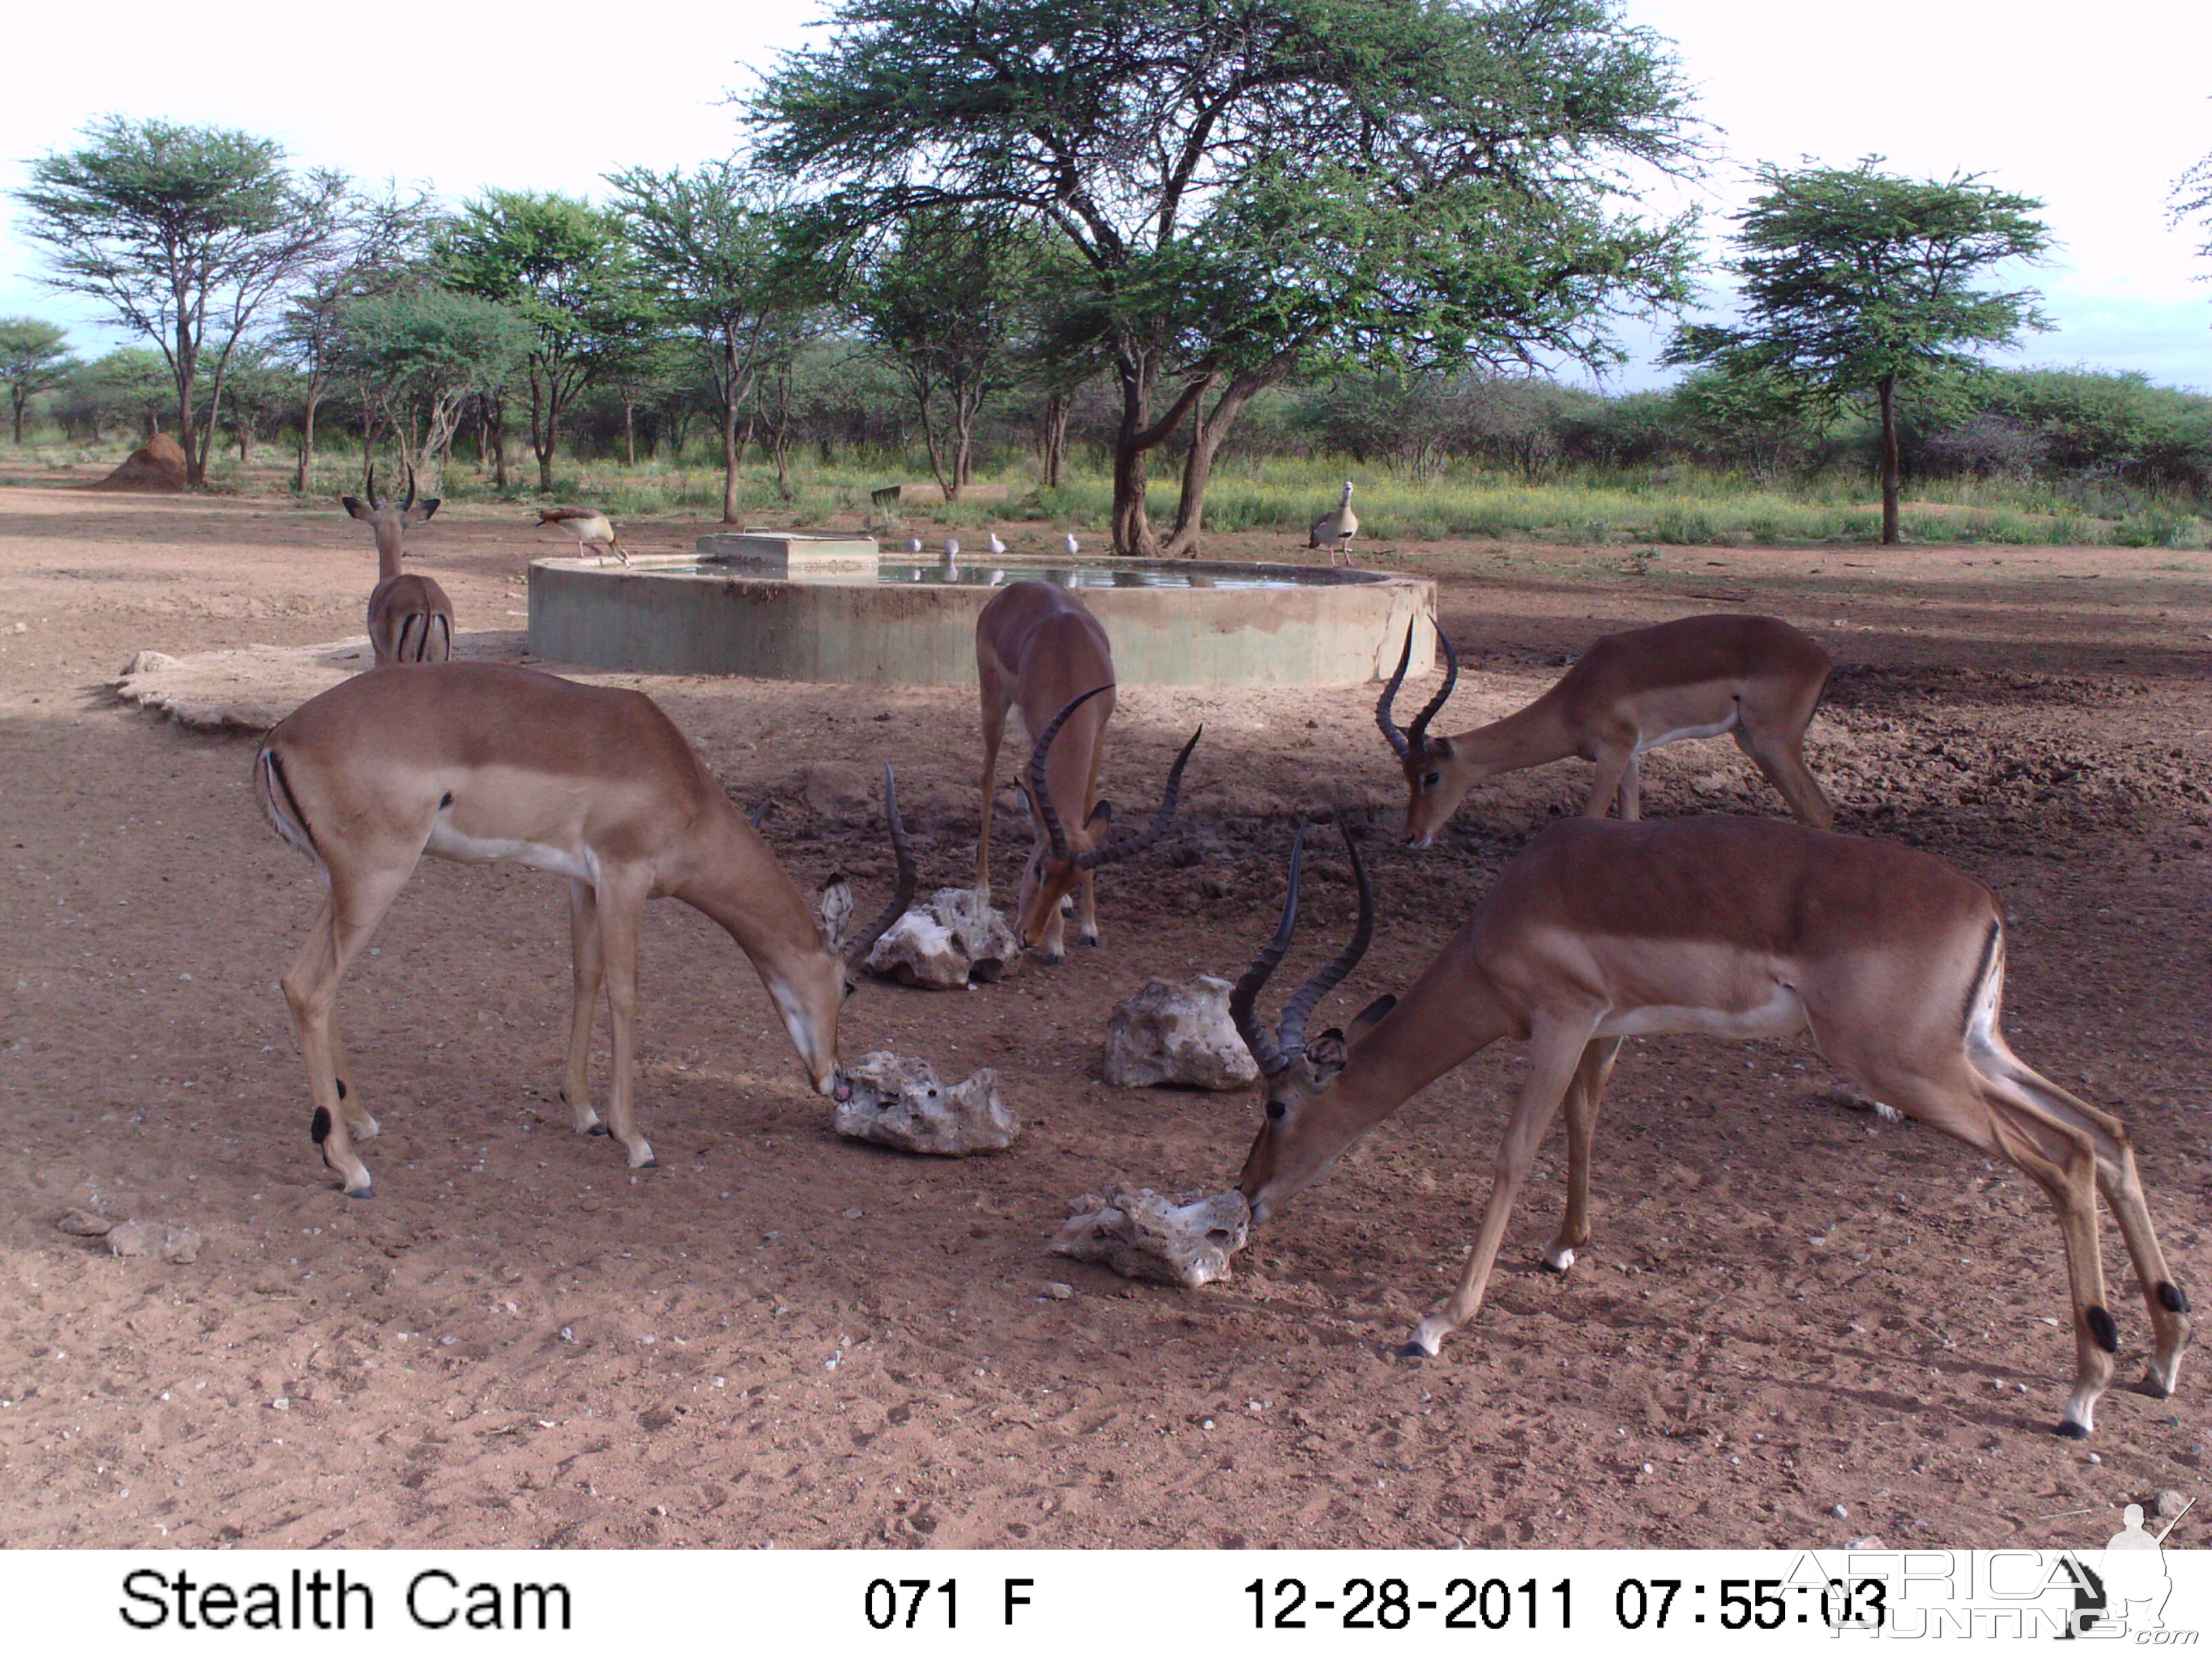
[1734,724,1835,830]
[1984,1054,2193,1402]
[329,1034,376,1139]
[1583,747,1634,820]
[281,865,415,1198]
[1404,1025,1591,1358]
[1544,1038,1622,1272]
[976,683,1007,909]
[592,874,657,1171]
[1616,753,1643,821]
[1076,869,1100,947]
[559,878,605,1135]
[1840,1050,2117,1435]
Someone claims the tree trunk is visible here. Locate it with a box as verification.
[11,392,25,445]
[622,394,637,468]
[721,393,741,524]
[1108,344,1214,555]
[1161,361,1291,557]
[295,375,324,493]
[487,393,508,491]
[1040,392,1069,491]
[1877,373,1902,546]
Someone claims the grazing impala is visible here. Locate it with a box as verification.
[974,579,1201,962]
[1377,615,1835,844]
[1231,817,2190,1438]
[344,465,453,665]
[255,661,915,1197]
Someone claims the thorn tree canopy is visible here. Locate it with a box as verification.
[438,190,652,495]
[0,319,81,445]
[1666,157,2053,546]
[750,0,1704,554]
[12,117,348,488]
[604,163,807,523]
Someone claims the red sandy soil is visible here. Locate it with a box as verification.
[0,479,2207,1551]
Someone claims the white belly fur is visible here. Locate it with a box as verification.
[1635,714,1737,755]
[1595,983,1808,1040]
[424,821,598,885]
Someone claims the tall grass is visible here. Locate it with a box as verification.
[16,433,2207,550]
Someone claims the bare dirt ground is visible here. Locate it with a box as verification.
[1,478,2207,1552]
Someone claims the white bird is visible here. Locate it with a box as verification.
[905,535,924,556]
[1308,480,1359,567]
[943,536,960,560]
[538,506,626,563]
[1063,531,1080,556]
[986,531,1008,555]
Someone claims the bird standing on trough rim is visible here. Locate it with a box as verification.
[1063,531,1081,557]
[537,506,626,563]
[1309,480,1359,567]
[987,531,1008,555]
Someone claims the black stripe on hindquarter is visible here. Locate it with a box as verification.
[265,750,318,859]
[1960,917,2002,1034]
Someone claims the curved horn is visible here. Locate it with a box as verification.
[843,764,918,973]
[1074,724,1202,870]
[401,464,417,514]
[1025,684,1113,863]
[1275,824,1374,1058]
[1404,621,1458,754]
[1376,622,1416,758]
[1229,823,1306,1079]
[363,463,381,510]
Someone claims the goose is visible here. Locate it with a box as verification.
[537,506,626,563]
[986,531,1008,555]
[1308,480,1358,567]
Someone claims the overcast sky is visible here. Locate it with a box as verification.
[3,0,2207,392]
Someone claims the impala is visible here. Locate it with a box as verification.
[344,465,453,665]
[1230,817,2190,1437]
[974,580,1201,962]
[1378,615,1835,844]
[255,661,915,1197]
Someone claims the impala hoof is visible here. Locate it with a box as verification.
[1542,1246,1576,1273]
[588,1123,610,1136]
[346,1185,374,1202]
[1395,1341,1429,1361]
[2053,1418,2091,1439]
[1040,951,1065,967]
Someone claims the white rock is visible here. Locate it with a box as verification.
[118,649,178,675]
[55,1208,112,1237]
[1103,975,1258,1090]
[1050,1185,1250,1288]
[833,1051,1020,1155]
[865,888,1023,989]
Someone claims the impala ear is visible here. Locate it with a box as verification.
[1087,800,1113,827]
[1429,736,1454,761]
[817,876,857,954]
[411,497,441,523]
[342,496,369,520]
[1349,994,1396,1038]
[1305,1027,1350,1080]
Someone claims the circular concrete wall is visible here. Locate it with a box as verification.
[527,555,1435,688]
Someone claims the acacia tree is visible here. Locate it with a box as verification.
[753,0,1701,553]
[850,209,1039,499]
[439,191,649,493]
[334,287,531,489]
[0,319,80,444]
[276,183,436,491]
[13,117,346,487]
[603,163,797,520]
[1666,159,2053,545]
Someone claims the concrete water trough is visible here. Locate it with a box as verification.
[527,533,1435,687]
